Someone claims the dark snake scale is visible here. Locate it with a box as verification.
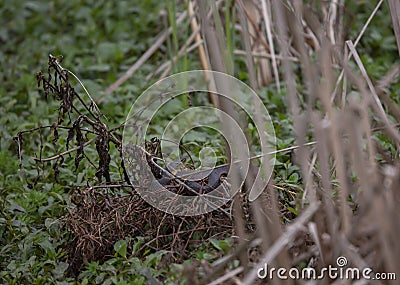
[155,165,229,194]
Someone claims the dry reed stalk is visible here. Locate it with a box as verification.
[330,0,385,103]
[240,0,271,88]
[242,201,321,285]
[261,0,281,92]
[187,0,210,71]
[237,0,258,89]
[387,0,400,56]
[102,11,188,98]
[144,1,400,283]
[196,0,251,273]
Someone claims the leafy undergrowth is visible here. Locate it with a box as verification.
[0,1,239,283]
[1,0,399,284]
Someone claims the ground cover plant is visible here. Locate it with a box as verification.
[1,0,399,284]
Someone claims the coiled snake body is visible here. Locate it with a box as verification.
[155,165,229,194]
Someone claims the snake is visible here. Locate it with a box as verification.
[155,164,229,194]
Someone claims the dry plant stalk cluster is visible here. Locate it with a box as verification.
[16,0,400,284]
[179,1,399,284]
[17,55,238,277]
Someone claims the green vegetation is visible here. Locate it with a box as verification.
[1,0,399,284]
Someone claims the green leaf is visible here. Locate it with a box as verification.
[288,173,299,182]
[287,206,298,215]
[114,240,128,258]
[131,237,143,255]
[209,238,232,252]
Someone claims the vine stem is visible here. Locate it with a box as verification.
[34,137,96,162]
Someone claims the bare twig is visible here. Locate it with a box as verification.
[34,137,96,162]
[242,202,320,285]
[387,0,400,56]
[331,0,385,103]
[206,267,243,285]
[233,49,299,61]
[261,0,281,91]
[102,11,188,97]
